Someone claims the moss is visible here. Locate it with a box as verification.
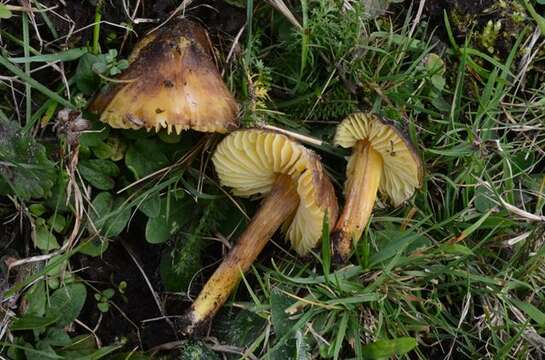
[480,20,502,54]
[427,0,531,59]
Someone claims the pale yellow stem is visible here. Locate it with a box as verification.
[183,174,299,334]
[332,141,383,263]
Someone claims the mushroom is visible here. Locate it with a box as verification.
[183,129,338,333]
[332,113,423,263]
[88,19,238,134]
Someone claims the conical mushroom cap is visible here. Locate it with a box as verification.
[334,113,423,206]
[212,129,338,255]
[88,19,238,134]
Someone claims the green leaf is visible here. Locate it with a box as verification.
[512,299,545,326]
[361,337,418,359]
[48,214,66,233]
[78,237,109,257]
[47,283,87,326]
[33,223,60,251]
[368,230,427,267]
[8,48,88,63]
[75,53,103,94]
[102,288,115,299]
[140,192,161,218]
[92,136,126,161]
[88,192,132,237]
[29,203,47,216]
[78,159,119,190]
[43,328,72,347]
[79,120,110,147]
[0,118,56,200]
[145,197,191,244]
[75,345,123,360]
[10,314,60,331]
[26,341,58,360]
[270,291,302,360]
[23,281,47,317]
[271,291,296,336]
[474,186,496,213]
[438,244,474,257]
[97,302,109,313]
[45,170,69,212]
[0,4,13,19]
[125,139,169,179]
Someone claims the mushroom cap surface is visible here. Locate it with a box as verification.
[88,19,238,134]
[334,113,423,207]
[212,129,338,255]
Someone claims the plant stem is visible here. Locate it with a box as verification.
[184,174,299,333]
[332,141,382,263]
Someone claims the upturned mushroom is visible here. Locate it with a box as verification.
[89,19,238,134]
[332,112,423,263]
[183,129,338,333]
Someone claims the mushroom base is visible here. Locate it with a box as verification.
[332,141,383,263]
[183,174,299,334]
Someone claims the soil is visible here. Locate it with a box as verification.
[75,229,185,350]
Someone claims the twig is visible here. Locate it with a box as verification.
[408,0,426,39]
[481,182,545,222]
[266,0,302,30]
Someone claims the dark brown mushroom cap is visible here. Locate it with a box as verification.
[212,129,339,255]
[334,113,423,206]
[88,19,239,134]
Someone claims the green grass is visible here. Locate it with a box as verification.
[1,0,545,359]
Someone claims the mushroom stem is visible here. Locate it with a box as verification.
[183,174,299,334]
[332,140,383,263]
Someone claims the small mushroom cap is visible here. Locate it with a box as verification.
[88,19,238,134]
[334,113,423,207]
[213,129,338,255]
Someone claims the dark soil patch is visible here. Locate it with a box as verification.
[75,234,184,350]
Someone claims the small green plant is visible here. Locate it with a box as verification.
[95,288,115,313]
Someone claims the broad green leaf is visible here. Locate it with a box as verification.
[29,204,47,216]
[45,170,69,212]
[10,314,60,331]
[88,192,132,237]
[0,4,13,19]
[0,118,55,200]
[33,223,60,251]
[79,120,110,147]
[361,337,418,359]
[47,283,87,326]
[125,139,169,179]
[75,53,102,94]
[23,281,47,317]
[26,341,57,360]
[78,159,119,190]
[140,192,161,218]
[512,299,545,326]
[145,197,191,244]
[48,214,66,233]
[43,328,72,347]
[78,237,109,257]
